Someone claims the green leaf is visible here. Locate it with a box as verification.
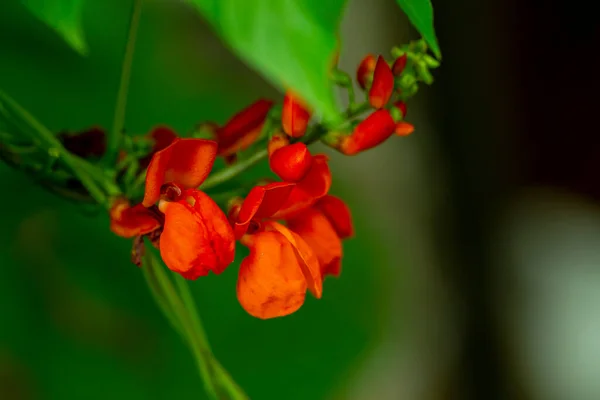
[21,0,88,54]
[395,0,441,59]
[186,0,346,124]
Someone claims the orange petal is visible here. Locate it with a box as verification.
[234,182,295,239]
[270,155,332,220]
[109,199,161,238]
[395,121,415,136]
[159,190,235,279]
[269,143,313,182]
[315,195,354,239]
[266,221,322,298]
[143,138,217,207]
[368,56,394,109]
[356,54,376,90]
[340,110,396,155]
[237,231,308,319]
[282,91,311,138]
[217,99,273,156]
[287,209,343,278]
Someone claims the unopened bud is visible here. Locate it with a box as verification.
[282,91,311,138]
[369,56,394,109]
[269,142,313,182]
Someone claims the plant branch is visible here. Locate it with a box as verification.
[104,0,144,168]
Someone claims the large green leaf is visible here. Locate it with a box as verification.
[186,0,346,124]
[395,0,441,59]
[21,0,88,54]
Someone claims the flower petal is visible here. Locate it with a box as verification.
[217,99,273,156]
[237,231,307,319]
[159,191,235,279]
[369,56,394,109]
[282,91,311,138]
[234,182,295,239]
[266,221,322,298]
[269,142,313,182]
[109,199,160,238]
[315,195,354,239]
[287,209,343,278]
[270,155,332,219]
[340,110,396,156]
[143,138,217,207]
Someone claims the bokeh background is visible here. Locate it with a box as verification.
[1,0,599,399]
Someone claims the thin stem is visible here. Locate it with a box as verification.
[104,0,144,168]
[201,149,267,190]
[174,275,249,400]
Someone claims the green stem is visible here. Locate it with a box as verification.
[174,275,249,400]
[145,250,221,399]
[201,149,267,190]
[104,0,144,168]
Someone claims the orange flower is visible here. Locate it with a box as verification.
[231,183,323,319]
[109,198,161,238]
[286,195,353,278]
[141,138,235,279]
[356,54,376,90]
[213,99,274,157]
[282,91,311,138]
[369,56,394,109]
[340,109,396,155]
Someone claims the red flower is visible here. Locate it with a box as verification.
[340,109,396,155]
[59,126,106,159]
[109,198,161,238]
[231,183,323,319]
[392,54,408,76]
[213,99,274,157]
[369,56,394,109]
[286,195,353,278]
[141,138,235,279]
[356,54,376,90]
[282,91,311,138]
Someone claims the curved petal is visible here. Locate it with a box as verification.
[315,195,354,239]
[217,99,273,156]
[109,199,160,238]
[269,142,313,182]
[143,138,217,206]
[287,209,343,278]
[270,155,332,219]
[234,182,295,239]
[159,191,235,279]
[237,231,307,319]
[266,222,322,298]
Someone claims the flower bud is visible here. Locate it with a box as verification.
[394,101,407,119]
[269,142,313,182]
[217,99,273,156]
[392,54,408,76]
[340,110,396,155]
[368,56,394,109]
[395,121,415,136]
[267,132,290,158]
[282,91,311,138]
[356,54,376,90]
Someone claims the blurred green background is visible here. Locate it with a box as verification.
[3,0,600,400]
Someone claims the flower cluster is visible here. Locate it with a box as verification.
[102,43,437,319]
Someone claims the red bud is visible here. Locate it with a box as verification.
[340,110,396,155]
[217,99,273,156]
[368,56,394,109]
[267,133,290,158]
[356,54,376,90]
[269,143,313,182]
[394,101,407,119]
[282,91,311,138]
[395,122,415,136]
[392,54,408,76]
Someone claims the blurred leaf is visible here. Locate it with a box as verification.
[395,0,441,59]
[186,0,346,124]
[20,0,88,54]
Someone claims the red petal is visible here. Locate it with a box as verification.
[356,54,376,90]
[395,121,415,136]
[270,155,332,219]
[269,143,313,182]
[315,195,354,239]
[109,199,160,238]
[237,231,308,319]
[234,182,295,239]
[287,209,343,278]
[143,138,217,207]
[340,110,396,155]
[138,126,179,169]
[369,56,394,109]
[267,221,322,298]
[282,91,311,138]
[159,190,235,279]
[392,54,408,76]
[217,99,273,156]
